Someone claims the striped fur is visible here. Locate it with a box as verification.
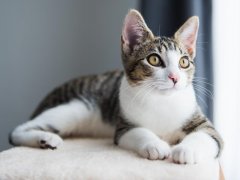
[9,9,223,164]
[31,71,123,124]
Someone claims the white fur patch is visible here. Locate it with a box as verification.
[11,100,114,148]
[119,127,171,160]
[120,76,197,143]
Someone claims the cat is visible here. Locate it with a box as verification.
[9,9,223,164]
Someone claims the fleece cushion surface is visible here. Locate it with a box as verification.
[0,138,219,180]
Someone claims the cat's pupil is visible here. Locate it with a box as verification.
[152,57,157,63]
[179,58,190,68]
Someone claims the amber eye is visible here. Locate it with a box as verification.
[147,54,161,66]
[179,57,190,69]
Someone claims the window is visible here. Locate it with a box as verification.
[213,0,240,179]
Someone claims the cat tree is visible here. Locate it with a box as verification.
[0,138,223,179]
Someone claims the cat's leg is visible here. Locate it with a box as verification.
[171,115,223,164]
[171,131,218,164]
[10,99,113,149]
[115,127,171,160]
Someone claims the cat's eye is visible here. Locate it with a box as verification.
[179,57,190,69]
[147,54,162,67]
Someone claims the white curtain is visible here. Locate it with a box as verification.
[213,0,240,179]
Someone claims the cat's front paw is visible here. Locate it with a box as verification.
[39,132,63,150]
[171,145,200,164]
[138,140,171,160]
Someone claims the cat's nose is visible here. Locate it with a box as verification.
[168,73,179,84]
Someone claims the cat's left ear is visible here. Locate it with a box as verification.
[122,9,154,54]
[174,16,199,59]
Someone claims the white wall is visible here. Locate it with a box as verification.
[213,0,240,179]
[0,0,138,151]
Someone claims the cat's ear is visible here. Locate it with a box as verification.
[174,16,199,58]
[122,9,154,53]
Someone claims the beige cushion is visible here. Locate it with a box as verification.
[0,138,220,180]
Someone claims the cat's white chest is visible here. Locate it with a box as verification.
[119,78,196,140]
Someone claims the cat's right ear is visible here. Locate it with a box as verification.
[122,9,154,54]
[174,16,199,59]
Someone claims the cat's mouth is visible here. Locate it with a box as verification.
[154,82,185,93]
[154,81,177,90]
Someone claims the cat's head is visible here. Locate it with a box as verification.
[121,9,199,94]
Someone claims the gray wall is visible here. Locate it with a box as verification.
[0,0,138,151]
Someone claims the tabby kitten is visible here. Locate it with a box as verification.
[9,9,223,164]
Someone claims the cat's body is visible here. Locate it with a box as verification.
[9,9,223,164]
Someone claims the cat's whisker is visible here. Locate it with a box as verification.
[155,81,168,85]
[193,78,209,81]
[193,79,208,82]
[193,83,213,96]
[193,78,214,86]
[193,84,214,100]
[154,78,168,83]
[194,87,212,100]
[150,79,171,90]
[194,76,208,80]
[140,85,156,105]
[128,82,154,108]
[195,93,208,108]
[155,84,171,89]
[193,86,213,99]
[192,80,214,87]
[134,85,155,107]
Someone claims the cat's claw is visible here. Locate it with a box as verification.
[39,132,63,150]
[171,145,200,164]
[138,141,171,160]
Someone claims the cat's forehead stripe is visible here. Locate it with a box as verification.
[155,37,183,54]
[162,37,176,51]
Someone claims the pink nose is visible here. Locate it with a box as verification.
[168,73,179,84]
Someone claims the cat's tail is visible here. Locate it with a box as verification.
[8,99,114,149]
[9,121,63,149]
